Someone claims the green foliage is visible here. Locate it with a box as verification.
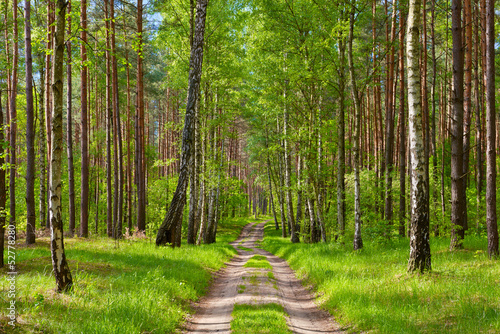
[262,223,500,333]
[231,303,292,334]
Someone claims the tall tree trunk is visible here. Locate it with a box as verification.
[348,2,363,250]
[136,0,146,232]
[156,0,209,246]
[474,0,483,234]
[187,103,199,244]
[105,0,113,237]
[25,0,36,244]
[398,2,406,237]
[80,0,89,237]
[50,0,73,292]
[384,0,397,228]
[431,0,439,235]
[0,91,6,266]
[38,68,46,230]
[337,34,346,239]
[66,0,75,237]
[485,0,498,258]
[462,0,472,232]
[111,0,123,239]
[407,0,431,272]
[10,0,18,239]
[266,130,279,230]
[284,81,299,243]
[450,0,466,250]
[45,0,54,230]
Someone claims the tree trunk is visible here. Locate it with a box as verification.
[398,2,406,237]
[348,2,362,250]
[80,0,89,238]
[384,0,397,228]
[111,0,123,239]
[25,0,36,244]
[407,0,431,272]
[0,91,6,266]
[485,0,498,258]
[450,0,466,250]
[65,0,75,237]
[9,0,18,240]
[462,0,472,231]
[50,0,73,292]
[187,103,199,244]
[337,34,346,239]
[266,131,279,230]
[284,83,299,243]
[156,0,209,246]
[136,0,146,232]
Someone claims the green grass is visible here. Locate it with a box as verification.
[244,255,272,270]
[0,216,255,334]
[231,303,292,334]
[238,245,254,252]
[262,222,500,334]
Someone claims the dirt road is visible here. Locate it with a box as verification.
[183,222,345,334]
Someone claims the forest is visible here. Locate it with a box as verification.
[1,0,500,333]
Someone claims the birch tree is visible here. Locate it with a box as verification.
[50,0,73,291]
[407,0,431,272]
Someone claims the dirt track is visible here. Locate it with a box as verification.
[183,222,345,334]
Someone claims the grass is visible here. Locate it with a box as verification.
[237,245,254,252]
[262,223,500,334]
[231,303,292,334]
[0,216,257,334]
[244,255,272,270]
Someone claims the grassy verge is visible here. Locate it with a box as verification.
[261,223,500,334]
[0,216,259,334]
[231,303,291,334]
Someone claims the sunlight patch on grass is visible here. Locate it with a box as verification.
[244,255,272,270]
[231,303,292,334]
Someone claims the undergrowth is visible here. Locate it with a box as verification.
[0,216,258,334]
[262,223,500,334]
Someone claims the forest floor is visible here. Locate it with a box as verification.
[183,222,345,334]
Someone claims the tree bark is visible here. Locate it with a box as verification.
[337,34,346,239]
[111,0,123,239]
[25,0,36,244]
[485,0,498,258]
[9,0,18,239]
[407,0,431,272]
[0,91,6,266]
[50,0,73,292]
[284,82,299,244]
[384,0,397,228]
[65,0,75,237]
[80,0,89,237]
[156,0,209,246]
[348,2,362,250]
[450,0,466,250]
[398,2,406,237]
[136,0,146,232]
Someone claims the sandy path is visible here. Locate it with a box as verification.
[183,222,345,334]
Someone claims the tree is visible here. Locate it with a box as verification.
[25,0,36,244]
[80,0,89,238]
[66,0,76,237]
[111,0,124,239]
[10,0,18,239]
[0,91,6,266]
[449,0,466,250]
[136,0,146,232]
[348,2,362,250]
[156,0,209,246]
[407,0,431,272]
[50,0,73,292]
[485,0,498,258]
